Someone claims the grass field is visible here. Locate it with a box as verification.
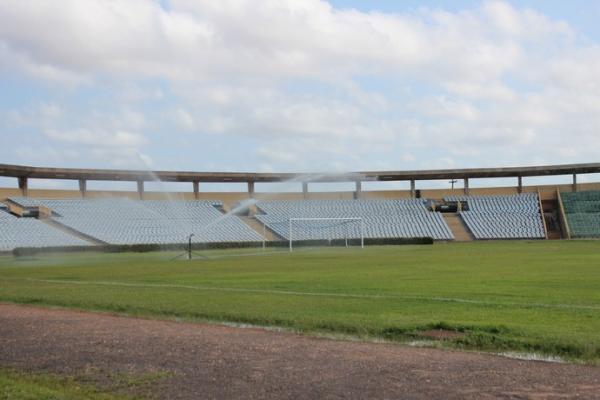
[0,368,134,400]
[1,241,600,363]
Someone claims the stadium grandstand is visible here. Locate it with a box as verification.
[1,162,600,251]
[560,191,600,238]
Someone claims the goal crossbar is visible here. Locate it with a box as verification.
[288,217,364,252]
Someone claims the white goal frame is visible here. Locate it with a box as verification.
[288,217,364,252]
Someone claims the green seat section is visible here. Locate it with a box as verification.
[561,191,600,238]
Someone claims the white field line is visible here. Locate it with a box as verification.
[3,277,600,312]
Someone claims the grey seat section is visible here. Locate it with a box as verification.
[255,199,453,240]
[444,194,545,239]
[8,198,264,245]
[0,205,89,251]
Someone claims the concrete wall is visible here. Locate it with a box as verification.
[2,182,600,205]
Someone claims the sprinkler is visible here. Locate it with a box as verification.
[187,233,194,260]
[170,233,208,261]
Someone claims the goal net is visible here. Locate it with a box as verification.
[288,217,364,252]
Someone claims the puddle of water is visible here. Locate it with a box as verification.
[498,351,565,363]
[406,340,437,347]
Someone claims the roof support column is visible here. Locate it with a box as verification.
[517,176,522,194]
[193,181,199,200]
[18,177,28,196]
[463,178,470,195]
[410,180,416,198]
[79,179,87,198]
[572,174,577,192]
[247,181,255,198]
[137,180,144,200]
[302,182,308,199]
[354,181,362,200]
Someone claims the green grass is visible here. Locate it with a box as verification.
[1,241,600,362]
[0,368,135,400]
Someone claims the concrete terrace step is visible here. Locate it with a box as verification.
[442,213,474,242]
[41,218,106,246]
[239,216,284,242]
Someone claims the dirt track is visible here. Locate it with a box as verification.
[1,304,600,399]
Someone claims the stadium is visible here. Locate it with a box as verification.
[1,162,600,250]
[2,161,600,398]
[3,1,600,399]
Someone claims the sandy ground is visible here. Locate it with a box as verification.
[1,304,600,399]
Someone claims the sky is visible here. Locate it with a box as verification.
[1,0,600,191]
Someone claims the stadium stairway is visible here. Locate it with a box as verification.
[541,198,562,239]
[4,199,28,217]
[442,213,473,241]
[3,198,106,246]
[239,216,283,241]
[41,218,107,246]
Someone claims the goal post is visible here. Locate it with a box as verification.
[288,217,364,252]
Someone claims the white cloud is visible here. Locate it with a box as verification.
[1,0,599,172]
[14,146,81,165]
[116,83,164,103]
[6,103,62,127]
[173,108,196,130]
[45,128,146,147]
[0,0,572,83]
[91,147,153,168]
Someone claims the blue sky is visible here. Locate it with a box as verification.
[1,0,600,191]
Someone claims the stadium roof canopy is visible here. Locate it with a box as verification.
[0,162,599,183]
